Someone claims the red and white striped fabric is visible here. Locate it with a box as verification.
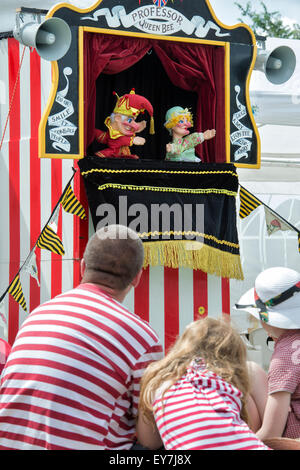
[0,37,231,351]
[153,360,270,450]
[0,283,163,450]
[125,267,231,352]
[0,37,87,346]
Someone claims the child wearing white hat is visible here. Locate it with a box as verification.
[236,267,300,440]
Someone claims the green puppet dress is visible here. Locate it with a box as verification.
[165,132,204,162]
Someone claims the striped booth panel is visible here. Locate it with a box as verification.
[123,266,230,352]
[0,38,230,346]
[0,38,82,344]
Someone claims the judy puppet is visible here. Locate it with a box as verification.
[164,106,216,162]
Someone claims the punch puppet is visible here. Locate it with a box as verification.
[94,89,154,159]
[164,106,216,162]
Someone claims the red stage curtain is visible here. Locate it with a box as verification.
[84,33,151,147]
[153,41,225,163]
[84,33,225,162]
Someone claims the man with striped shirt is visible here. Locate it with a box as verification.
[0,225,163,450]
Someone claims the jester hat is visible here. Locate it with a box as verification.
[113,89,155,134]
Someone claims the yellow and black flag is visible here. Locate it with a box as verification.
[8,275,27,312]
[37,225,65,256]
[61,184,86,220]
[239,185,262,219]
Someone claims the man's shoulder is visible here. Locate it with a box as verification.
[29,285,161,346]
[113,301,161,344]
[63,285,161,342]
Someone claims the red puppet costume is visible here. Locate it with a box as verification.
[94,89,154,159]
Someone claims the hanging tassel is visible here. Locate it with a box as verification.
[150,115,155,135]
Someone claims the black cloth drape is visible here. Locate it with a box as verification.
[78,157,243,279]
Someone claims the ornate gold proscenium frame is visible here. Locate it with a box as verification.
[39,0,260,168]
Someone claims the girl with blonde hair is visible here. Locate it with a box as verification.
[137,317,269,450]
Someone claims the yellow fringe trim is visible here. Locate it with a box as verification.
[143,240,244,280]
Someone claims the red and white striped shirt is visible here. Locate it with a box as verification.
[153,360,270,450]
[0,283,163,450]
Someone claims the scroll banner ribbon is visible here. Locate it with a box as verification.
[81,5,230,38]
[48,67,77,152]
[230,86,253,161]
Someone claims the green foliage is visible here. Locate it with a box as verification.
[235,1,300,39]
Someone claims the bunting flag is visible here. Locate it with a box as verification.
[22,250,40,286]
[0,170,77,323]
[36,225,65,256]
[239,185,262,219]
[48,203,61,234]
[240,185,300,254]
[61,183,87,220]
[8,275,27,312]
[264,206,292,236]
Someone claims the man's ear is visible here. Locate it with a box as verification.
[80,259,86,278]
[131,269,143,289]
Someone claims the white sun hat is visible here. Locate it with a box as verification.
[235,267,300,329]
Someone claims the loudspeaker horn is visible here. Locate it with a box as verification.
[13,17,72,62]
[254,46,296,85]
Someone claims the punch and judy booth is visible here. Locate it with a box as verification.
[2,0,261,350]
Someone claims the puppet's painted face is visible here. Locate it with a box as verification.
[114,114,141,136]
[173,116,192,136]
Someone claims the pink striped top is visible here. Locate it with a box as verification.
[153,360,270,450]
[0,283,163,450]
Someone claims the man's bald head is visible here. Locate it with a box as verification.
[82,225,144,291]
